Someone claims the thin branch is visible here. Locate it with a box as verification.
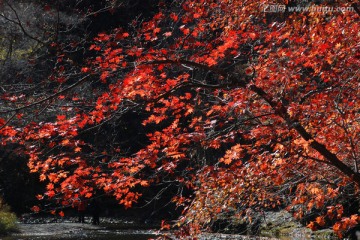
[0,75,90,114]
[0,112,17,131]
[3,1,46,45]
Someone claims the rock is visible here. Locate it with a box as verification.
[259,210,311,239]
[199,232,279,239]
[258,210,339,240]
[311,229,337,239]
[209,211,248,235]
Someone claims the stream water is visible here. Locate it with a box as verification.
[1,232,156,240]
[0,222,158,240]
[1,231,156,240]
[0,220,292,240]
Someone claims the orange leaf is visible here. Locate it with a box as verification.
[75,147,82,152]
[315,216,325,226]
[140,180,149,186]
[36,194,44,200]
[161,220,171,230]
[307,221,317,231]
[31,205,40,213]
[333,222,341,232]
[85,192,92,198]
[57,115,66,121]
[81,67,90,73]
[61,139,70,146]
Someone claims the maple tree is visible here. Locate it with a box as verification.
[0,0,359,237]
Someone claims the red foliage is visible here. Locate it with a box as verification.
[1,0,359,237]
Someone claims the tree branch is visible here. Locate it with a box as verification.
[148,58,360,185]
